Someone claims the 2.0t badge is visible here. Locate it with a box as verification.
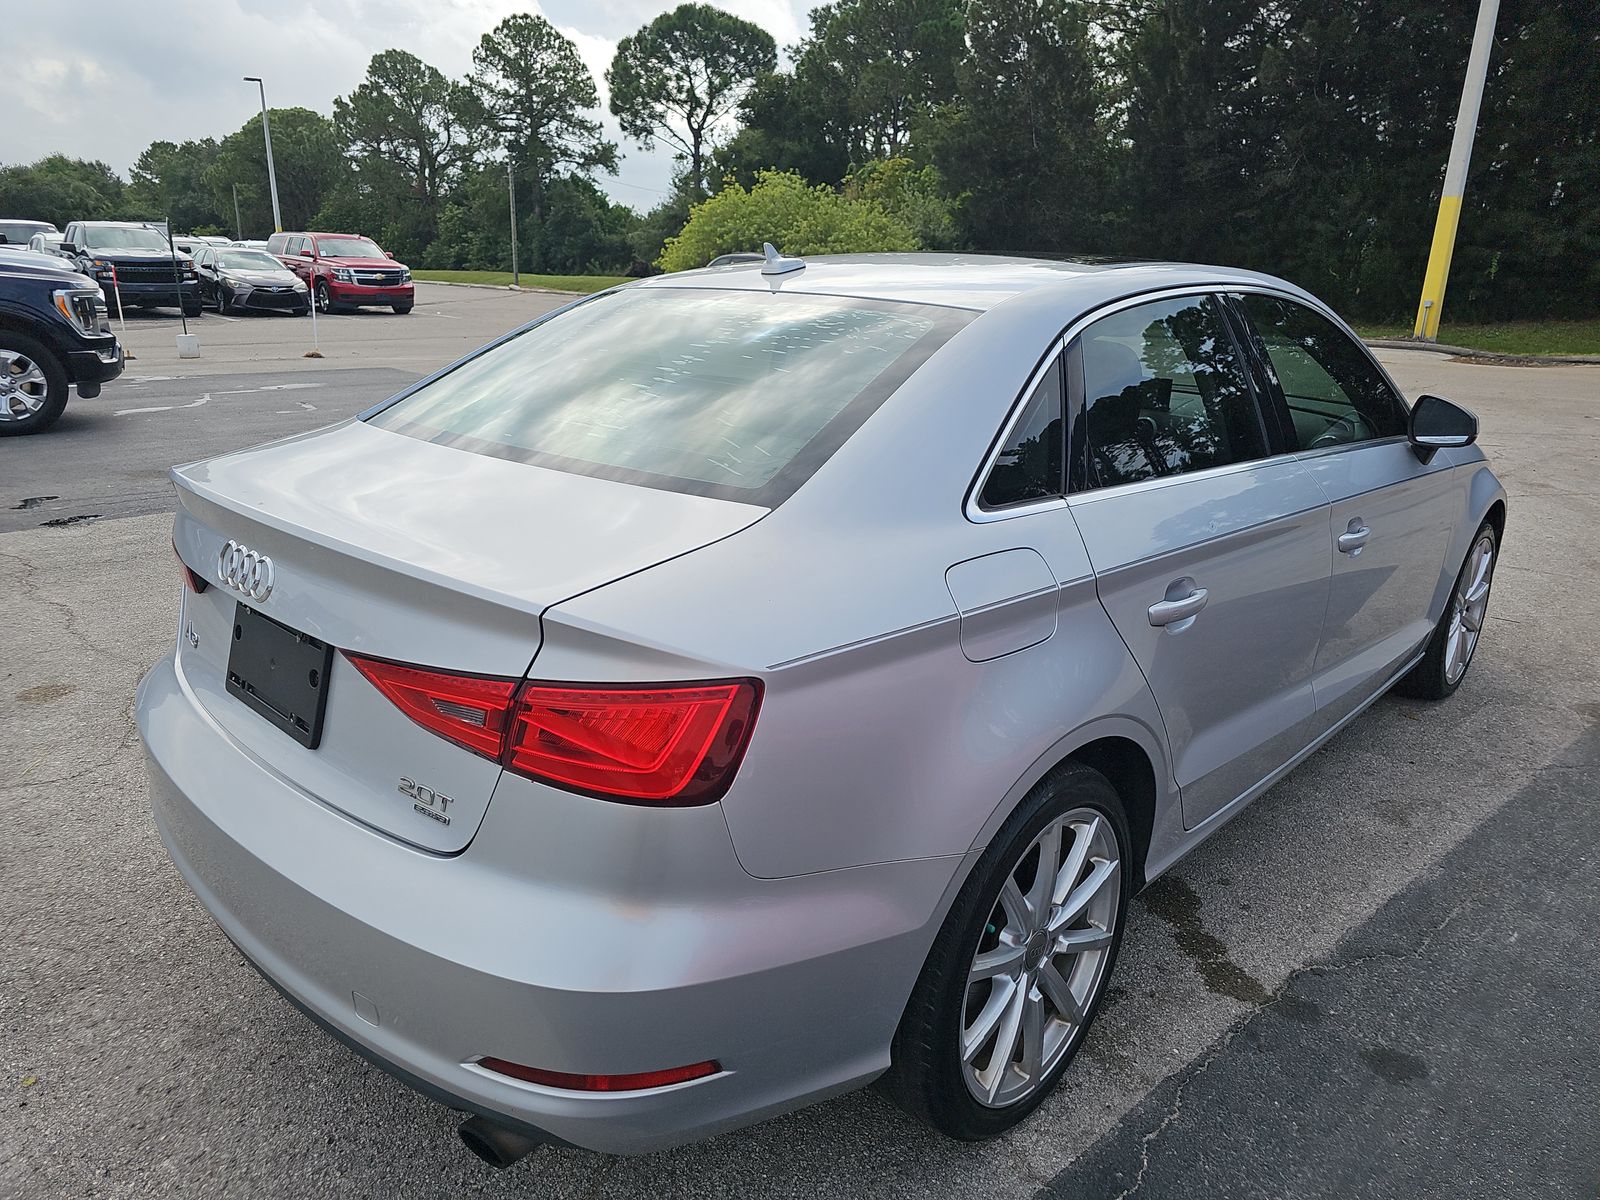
[399,777,455,825]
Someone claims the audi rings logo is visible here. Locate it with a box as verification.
[217,540,275,601]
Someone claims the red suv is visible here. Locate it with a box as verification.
[267,232,414,314]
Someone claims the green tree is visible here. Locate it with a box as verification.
[129,139,225,233]
[658,169,917,271]
[207,108,342,233]
[607,4,776,198]
[847,157,958,249]
[467,11,616,265]
[717,0,964,186]
[331,50,471,256]
[0,156,126,231]
[927,0,1112,254]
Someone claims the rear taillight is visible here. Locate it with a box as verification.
[346,655,516,759]
[344,654,761,805]
[173,541,208,593]
[505,681,761,804]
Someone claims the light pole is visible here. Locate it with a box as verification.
[507,161,519,287]
[243,76,283,233]
[232,183,243,241]
[1412,0,1500,340]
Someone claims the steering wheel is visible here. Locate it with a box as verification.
[1310,415,1361,448]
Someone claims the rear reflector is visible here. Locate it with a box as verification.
[343,654,761,805]
[477,1056,719,1092]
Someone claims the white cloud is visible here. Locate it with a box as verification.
[0,0,819,208]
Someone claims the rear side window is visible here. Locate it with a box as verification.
[368,287,972,506]
[1077,295,1266,489]
[980,358,1063,508]
[1238,294,1407,448]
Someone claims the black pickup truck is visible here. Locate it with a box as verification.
[0,247,125,435]
[61,220,202,316]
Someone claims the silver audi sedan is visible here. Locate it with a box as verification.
[137,254,1504,1165]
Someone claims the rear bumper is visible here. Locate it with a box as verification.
[136,650,962,1154]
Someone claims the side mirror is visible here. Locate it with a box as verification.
[61,242,78,256]
[1409,394,1478,463]
[300,248,314,257]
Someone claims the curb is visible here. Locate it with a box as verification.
[413,278,586,297]
[1365,338,1600,366]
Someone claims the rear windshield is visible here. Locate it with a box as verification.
[367,287,972,505]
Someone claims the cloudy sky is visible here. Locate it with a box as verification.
[3,0,820,208]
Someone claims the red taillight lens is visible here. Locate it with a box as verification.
[173,540,208,593]
[345,654,518,759]
[343,653,761,805]
[477,1056,719,1092]
[504,680,761,804]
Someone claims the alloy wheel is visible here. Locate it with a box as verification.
[0,349,49,422]
[960,807,1121,1108]
[315,281,332,313]
[1445,531,1495,684]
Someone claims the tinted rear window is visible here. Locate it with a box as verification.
[368,287,971,505]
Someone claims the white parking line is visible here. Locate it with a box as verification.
[113,393,210,416]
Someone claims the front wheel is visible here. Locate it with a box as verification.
[1395,521,1498,700]
[315,280,335,314]
[182,300,203,318]
[0,332,70,436]
[392,303,413,314]
[880,763,1129,1139]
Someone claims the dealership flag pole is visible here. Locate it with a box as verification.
[1413,0,1500,341]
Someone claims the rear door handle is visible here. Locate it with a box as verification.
[1338,522,1372,555]
[1148,586,1209,628]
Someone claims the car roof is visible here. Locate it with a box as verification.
[634,252,1313,314]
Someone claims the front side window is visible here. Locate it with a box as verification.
[369,287,971,506]
[1077,295,1266,489]
[980,358,1064,508]
[1238,294,1407,449]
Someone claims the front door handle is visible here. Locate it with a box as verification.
[1148,585,1209,628]
[1338,521,1372,556]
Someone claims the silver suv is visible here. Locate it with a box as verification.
[139,255,1503,1165]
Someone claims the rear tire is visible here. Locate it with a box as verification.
[0,330,70,436]
[1395,520,1497,701]
[880,763,1130,1139]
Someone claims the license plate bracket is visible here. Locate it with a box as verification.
[226,602,333,749]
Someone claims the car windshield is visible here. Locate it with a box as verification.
[316,237,385,259]
[83,226,172,251]
[218,250,285,271]
[368,287,972,505]
[0,221,52,243]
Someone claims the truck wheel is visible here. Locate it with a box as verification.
[0,331,70,436]
[392,303,413,314]
[315,281,337,313]
[182,300,203,318]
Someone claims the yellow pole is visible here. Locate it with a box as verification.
[1414,0,1500,340]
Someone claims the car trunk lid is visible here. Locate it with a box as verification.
[170,419,765,852]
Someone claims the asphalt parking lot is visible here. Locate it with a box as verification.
[3,285,1598,1198]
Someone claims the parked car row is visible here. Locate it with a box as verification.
[1,218,415,319]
